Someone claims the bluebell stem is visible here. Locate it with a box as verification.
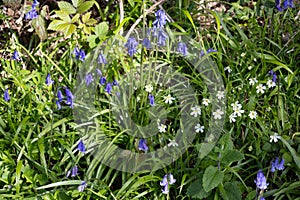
[78,181,87,192]
[46,74,54,86]
[157,30,168,46]
[85,73,93,86]
[153,9,169,28]
[4,89,10,102]
[105,82,112,94]
[78,140,86,153]
[138,139,148,152]
[12,50,21,61]
[125,36,138,57]
[275,0,283,11]
[142,38,152,49]
[97,53,107,64]
[177,42,188,56]
[148,94,155,106]
[254,169,268,190]
[100,77,106,85]
[65,87,74,108]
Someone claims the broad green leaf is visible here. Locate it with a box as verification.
[71,13,80,23]
[203,166,224,192]
[187,178,210,199]
[55,10,71,22]
[71,0,79,8]
[48,19,69,31]
[280,137,300,169]
[32,15,47,41]
[87,35,98,48]
[221,182,242,200]
[95,22,108,38]
[77,1,94,14]
[62,23,76,37]
[82,12,91,23]
[221,149,244,165]
[58,1,76,14]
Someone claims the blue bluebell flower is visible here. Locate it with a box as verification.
[142,38,152,49]
[73,47,86,61]
[85,73,93,86]
[125,36,138,57]
[160,174,176,194]
[138,139,148,152]
[177,42,188,56]
[32,0,39,8]
[260,197,265,200]
[105,82,112,94]
[79,49,86,61]
[276,158,285,170]
[12,50,21,61]
[78,181,87,192]
[4,89,10,102]
[66,165,78,178]
[157,29,168,46]
[153,9,169,28]
[100,77,106,85]
[112,80,119,86]
[207,48,217,53]
[57,90,63,102]
[148,94,155,106]
[254,169,268,190]
[56,100,62,110]
[268,70,277,83]
[46,74,54,86]
[97,53,107,64]
[275,0,283,11]
[283,0,294,9]
[162,183,169,194]
[78,140,86,153]
[25,8,38,20]
[96,69,102,76]
[65,87,74,108]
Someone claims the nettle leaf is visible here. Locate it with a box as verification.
[55,10,71,22]
[58,1,76,14]
[187,178,210,199]
[221,149,244,165]
[77,1,95,14]
[203,166,224,193]
[32,15,47,41]
[95,22,108,39]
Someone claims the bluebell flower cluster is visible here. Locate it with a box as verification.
[97,53,107,64]
[153,10,169,28]
[276,0,295,11]
[271,157,284,172]
[142,38,152,49]
[125,36,138,57]
[78,140,86,153]
[254,169,268,190]
[148,94,155,106]
[105,82,112,94]
[138,139,148,152]
[4,89,10,102]
[66,165,78,178]
[177,42,188,56]
[85,73,94,86]
[56,87,74,110]
[12,50,21,61]
[25,0,39,20]
[73,47,86,61]
[268,70,277,83]
[157,30,168,46]
[78,181,87,192]
[46,74,54,86]
[160,174,176,194]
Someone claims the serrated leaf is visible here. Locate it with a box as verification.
[82,12,91,23]
[71,0,79,7]
[71,13,80,23]
[221,150,244,165]
[203,166,224,192]
[95,22,108,38]
[32,15,47,41]
[58,1,76,14]
[83,25,92,35]
[187,178,210,199]
[85,18,97,26]
[221,182,242,200]
[64,24,76,37]
[55,10,71,22]
[48,20,69,31]
[77,1,94,14]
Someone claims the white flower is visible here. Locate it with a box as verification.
[270,133,280,143]
[145,84,153,93]
[213,109,224,119]
[167,139,178,147]
[195,123,204,133]
[241,52,246,57]
[229,113,237,123]
[224,66,232,73]
[216,91,225,100]
[248,111,257,119]
[158,124,167,133]
[267,79,276,88]
[256,84,266,94]
[249,78,258,86]
[231,101,242,110]
[190,106,201,117]
[202,98,210,106]
[164,94,175,104]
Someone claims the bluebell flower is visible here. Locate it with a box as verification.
[254,169,268,190]
[73,47,86,61]
[162,184,169,194]
[71,165,78,177]
[46,74,54,86]
[79,49,86,61]
[25,8,38,20]
[4,89,10,102]
[32,0,39,8]
[142,38,152,49]
[160,175,168,186]
[160,174,176,194]
[65,87,74,108]
[78,181,87,192]
[125,36,138,57]
[96,69,102,76]
[100,77,106,85]
[260,197,265,200]
[148,94,155,106]
[157,29,168,46]
[168,174,176,184]
[12,50,21,61]
[57,90,63,102]
[153,9,169,28]
[207,48,217,53]
[283,0,294,9]
[268,70,277,83]
[56,100,62,110]
[138,139,148,152]
[112,80,119,86]
[97,53,107,64]
[78,140,86,153]
[271,159,276,172]
[85,73,93,86]
[177,42,188,56]
[275,0,283,11]
[105,82,112,94]
[276,158,285,170]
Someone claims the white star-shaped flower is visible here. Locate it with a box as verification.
[249,78,258,86]
[229,113,237,123]
[248,110,257,119]
[267,79,276,88]
[213,109,224,119]
[158,124,167,133]
[164,94,175,104]
[233,107,244,117]
[224,66,232,73]
[167,139,178,147]
[190,106,201,117]
[231,101,242,110]
[270,133,280,143]
[216,91,225,100]
[256,84,266,94]
[195,123,204,133]
[145,84,153,93]
[202,98,210,106]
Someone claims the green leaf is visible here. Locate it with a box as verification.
[77,1,94,14]
[55,10,71,22]
[48,19,69,31]
[58,1,76,14]
[182,9,196,32]
[203,166,224,192]
[280,137,300,169]
[187,177,210,199]
[221,182,242,200]
[87,35,98,48]
[32,15,47,41]
[95,22,108,39]
[221,150,244,165]
[36,180,83,190]
[71,0,79,8]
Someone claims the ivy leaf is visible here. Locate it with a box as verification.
[58,1,76,14]
[77,1,94,14]
[203,166,224,193]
